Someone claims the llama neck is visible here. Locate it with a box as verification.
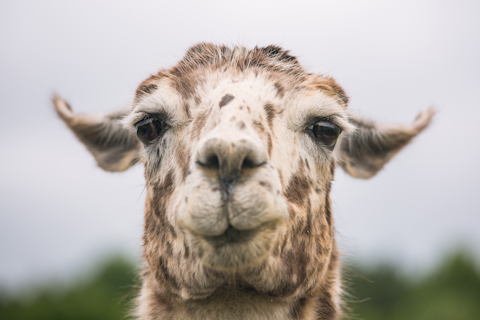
[136,273,339,320]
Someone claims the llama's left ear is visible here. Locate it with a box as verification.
[53,96,141,172]
[336,109,434,179]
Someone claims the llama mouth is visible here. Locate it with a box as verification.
[202,225,257,246]
[195,221,279,271]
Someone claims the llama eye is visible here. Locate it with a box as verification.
[309,121,341,150]
[135,118,165,145]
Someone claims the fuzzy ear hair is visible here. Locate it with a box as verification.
[53,96,141,172]
[336,109,434,179]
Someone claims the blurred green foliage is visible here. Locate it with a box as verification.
[0,256,137,320]
[1,250,479,320]
[348,250,480,320]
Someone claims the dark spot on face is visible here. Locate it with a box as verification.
[194,95,202,107]
[169,225,177,239]
[267,133,273,158]
[284,159,311,207]
[169,68,197,100]
[304,198,312,235]
[278,169,283,189]
[238,121,246,130]
[140,84,157,94]
[183,103,190,118]
[274,82,285,98]
[288,204,296,218]
[246,106,251,113]
[264,103,276,129]
[191,107,211,140]
[258,181,272,191]
[152,170,175,221]
[230,116,236,122]
[184,240,190,258]
[239,106,243,110]
[135,84,158,102]
[252,120,265,134]
[280,237,288,254]
[165,241,173,256]
[316,76,349,106]
[219,94,235,108]
[175,140,190,182]
[325,192,332,228]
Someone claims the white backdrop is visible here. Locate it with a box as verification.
[1,0,479,290]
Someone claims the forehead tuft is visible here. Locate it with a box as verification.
[175,43,305,76]
[134,43,349,109]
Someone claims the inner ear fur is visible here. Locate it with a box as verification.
[337,108,434,179]
[53,96,140,172]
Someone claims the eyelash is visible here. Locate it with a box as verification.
[135,115,169,146]
[134,112,169,127]
[306,119,342,151]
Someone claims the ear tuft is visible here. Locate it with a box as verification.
[53,95,141,172]
[413,107,435,132]
[52,95,74,121]
[337,109,435,179]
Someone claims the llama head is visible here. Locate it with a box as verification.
[54,43,433,302]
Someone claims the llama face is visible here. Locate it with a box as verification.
[119,53,361,301]
[124,68,353,279]
[54,44,433,314]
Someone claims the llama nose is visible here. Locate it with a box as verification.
[196,136,268,183]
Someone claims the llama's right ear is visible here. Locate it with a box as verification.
[53,96,141,172]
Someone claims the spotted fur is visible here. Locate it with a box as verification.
[53,43,434,320]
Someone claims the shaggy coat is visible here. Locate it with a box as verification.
[54,43,433,320]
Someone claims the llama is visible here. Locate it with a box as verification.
[53,43,433,320]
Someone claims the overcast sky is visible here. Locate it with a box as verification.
[1,0,479,291]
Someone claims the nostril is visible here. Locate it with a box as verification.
[240,150,266,170]
[205,154,220,169]
[197,153,221,169]
[241,156,256,169]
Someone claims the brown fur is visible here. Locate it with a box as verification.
[219,94,235,108]
[53,43,434,320]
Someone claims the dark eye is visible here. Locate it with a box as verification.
[308,121,341,150]
[135,118,166,145]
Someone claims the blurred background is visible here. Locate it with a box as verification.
[1,0,479,319]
